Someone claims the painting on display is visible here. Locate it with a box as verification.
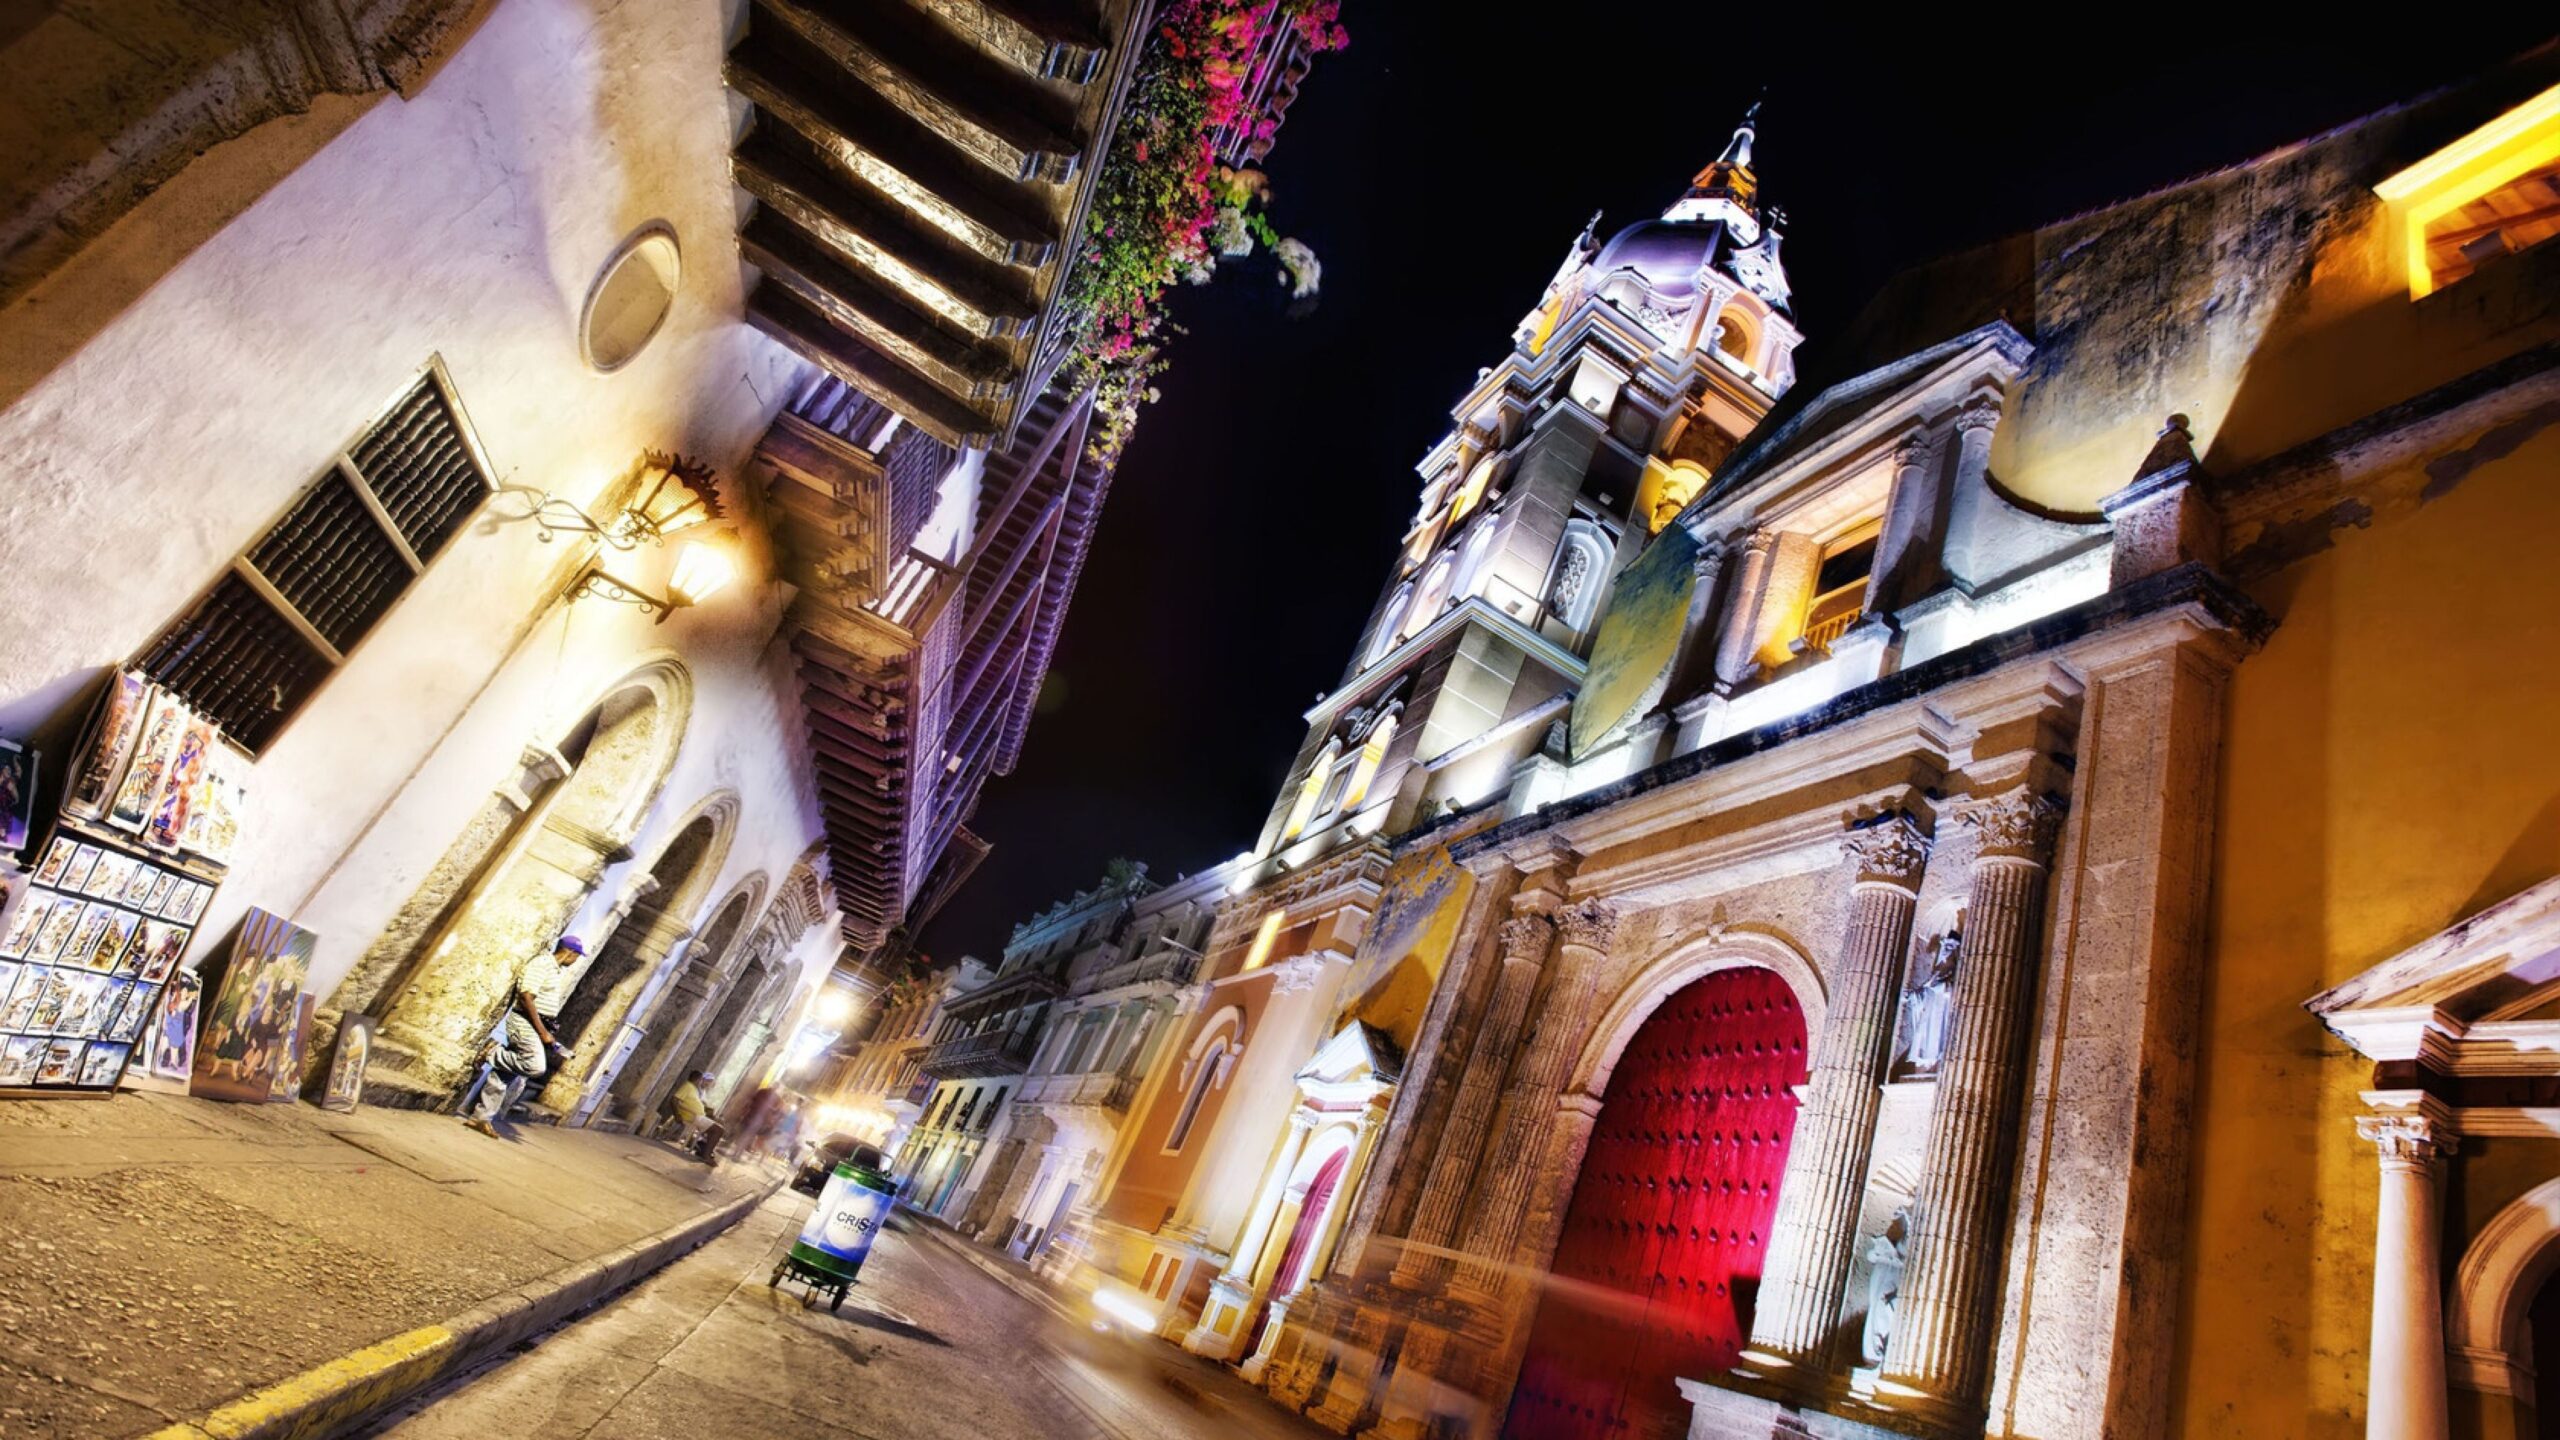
[0,739,35,854]
[145,716,215,854]
[320,1014,375,1113]
[266,995,315,1103]
[182,741,248,868]
[107,689,191,834]
[190,908,316,1104]
[61,672,147,823]
[125,968,203,1095]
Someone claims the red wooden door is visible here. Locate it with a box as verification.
[1503,966,1807,1440]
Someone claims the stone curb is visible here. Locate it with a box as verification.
[141,1174,782,1440]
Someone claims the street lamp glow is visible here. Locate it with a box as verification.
[815,987,857,1028]
[668,536,736,608]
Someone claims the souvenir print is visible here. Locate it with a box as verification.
[34,836,77,886]
[106,983,157,1045]
[108,689,189,833]
[192,909,316,1104]
[25,968,76,1030]
[320,1014,375,1113]
[63,671,148,822]
[28,895,84,963]
[126,968,203,1094]
[61,844,101,892]
[266,994,315,1103]
[0,1035,42,1085]
[0,959,18,1013]
[0,740,34,854]
[61,903,115,970]
[86,908,139,973]
[81,850,136,900]
[55,971,110,1037]
[144,871,178,915]
[90,979,133,1038]
[78,1042,130,1087]
[118,860,160,908]
[174,881,212,925]
[0,892,57,960]
[146,716,213,853]
[132,921,189,983]
[185,740,247,867]
[36,1039,85,1084]
[0,965,47,1030]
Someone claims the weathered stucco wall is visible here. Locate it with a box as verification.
[2180,419,2560,1435]
[0,0,823,1010]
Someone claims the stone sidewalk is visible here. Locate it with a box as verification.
[0,1091,770,1438]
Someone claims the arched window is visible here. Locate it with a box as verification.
[1341,712,1398,812]
[1451,454,1500,523]
[1407,554,1456,637]
[1166,1009,1244,1153]
[1545,524,1613,633]
[1453,517,1501,603]
[1282,741,1341,839]
[1367,585,1414,667]
[1713,306,1758,366]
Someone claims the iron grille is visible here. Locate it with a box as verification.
[134,361,493,753]
[136,574,332,753]
[246,472,413,652]
[350,377,486,560]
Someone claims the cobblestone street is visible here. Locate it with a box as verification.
[358,1191,1335,1440]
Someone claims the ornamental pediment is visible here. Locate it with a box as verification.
[2308,873,2560,1068]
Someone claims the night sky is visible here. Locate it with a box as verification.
[915,19,2559,966]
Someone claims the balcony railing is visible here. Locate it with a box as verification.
[1087,942,1202,995]
[920,1027,1042,1079]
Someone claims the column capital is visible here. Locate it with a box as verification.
[1691,539,1728,578]
[1553,899,1623,955]
[1497,913,1555,964]
[1287,1108,1324,1136]
[1741,526,1781,558]
[2358,1092,2458,1172]
[1843,812,1932,888]
[1891,428,1937,472]
[1956,790,2062,864]
[1953,393,2003,438]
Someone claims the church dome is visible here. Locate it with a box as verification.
[1591,218,1731,298]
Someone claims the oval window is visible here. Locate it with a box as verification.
[582,225,681,372]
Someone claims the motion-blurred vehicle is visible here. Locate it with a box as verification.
[792,1132,885,1195]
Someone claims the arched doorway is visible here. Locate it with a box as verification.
[348,660,691,1103]
[1504,965,1808,1440]
[600,882,757,1125]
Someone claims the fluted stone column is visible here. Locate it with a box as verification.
[1712,529,1780,691]
[1879,790,2061,1415]
[1745,813,1932,1371]
[1658,538,1729,708]
[1391,905,1560,1288]
[2357,1097,2456,1440]
[1869,431,1944,614]
[1457,898,1622,1294]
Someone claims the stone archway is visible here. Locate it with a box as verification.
[679,953,778,1108]
[1504,964,1810,1440]
[537,792,738,1118]
[351,658,692,1105]
[601,879,760,1128]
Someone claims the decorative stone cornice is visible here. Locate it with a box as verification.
[1553,899,1623,954]
[1956,791,2062,863]
[1842,812,1932,888]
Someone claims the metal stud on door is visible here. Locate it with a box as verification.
[1505,968,1807,1440]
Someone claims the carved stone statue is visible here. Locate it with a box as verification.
[1894,930,1960,1077]
[1861,1212,1909,1367]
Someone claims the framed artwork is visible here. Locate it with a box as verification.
[36,1038,84,1085]
[57,971,112,1037]
[86,908,139,974]
[0,1035,41,1085]
[61,903,116,971]
[0,959,18,1010]
[26,968,77,1030]
[81,851,135,900]
[78,1042,129,1087]
[173,882,211,925]
[267,994,315,1103]
[0,739,34,854]
[146,717,214,854]
[105,982,156,1045]
[191,908,316,1104]
[28,898,83,963]
[144,871,178,915]
[63,671,149,822]
[129,920,185,981]
[0,892,57,959]
[61,844,101,892]
[34,837,76,886]
[320,1014,375,1113]
[108,689,189,834]
[127,968,202,1094]
[0,965,46,1029]
[117,861,159,909]
[184,741,247,868]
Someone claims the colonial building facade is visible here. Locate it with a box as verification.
[815,954,994,1159]
[1012,58,2560,1440]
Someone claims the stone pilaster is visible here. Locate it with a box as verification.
[1712,528,1780,691]
[1391,906,1560,1288]
[1878,790,2060,1418]
[1745,812,1932,1373]
[1869,430,1944,614]
[2357,1093,2456,1440]
[1455,898,1622,1294]
[1657,536,1729,712]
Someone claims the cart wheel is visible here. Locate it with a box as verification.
[830,1289,846,1313]
[768,1263,784,1288]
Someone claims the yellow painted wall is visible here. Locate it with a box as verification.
[2175,419,2560,1436]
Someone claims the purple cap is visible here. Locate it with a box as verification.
[556,936,587,956]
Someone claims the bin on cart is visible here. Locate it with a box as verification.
[771,1150,895,1311]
